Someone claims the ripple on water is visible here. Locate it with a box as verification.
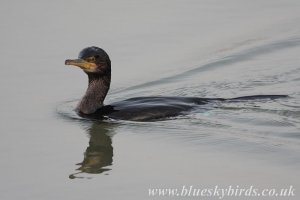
[56,99,82,121]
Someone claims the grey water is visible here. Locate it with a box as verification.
[0,1,300,199]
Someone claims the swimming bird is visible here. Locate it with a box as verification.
[65,46,287,121]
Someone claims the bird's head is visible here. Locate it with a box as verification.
[65,46,111,74]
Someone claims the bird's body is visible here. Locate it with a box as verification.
[65,47,287,122]
[78,96,221,121]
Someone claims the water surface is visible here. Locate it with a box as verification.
[0,1,300,199]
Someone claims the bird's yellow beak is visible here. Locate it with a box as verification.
[65,59,97,70]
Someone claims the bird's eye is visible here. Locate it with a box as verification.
[86,57,96,62]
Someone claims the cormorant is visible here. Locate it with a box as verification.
[65,46,287,121]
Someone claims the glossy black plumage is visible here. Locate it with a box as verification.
[65,47,288,121]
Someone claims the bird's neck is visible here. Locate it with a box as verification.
[77,72,111,114]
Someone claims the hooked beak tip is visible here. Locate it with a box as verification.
[65,59,71,65]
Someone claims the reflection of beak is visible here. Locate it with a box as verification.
[65,59,97,70]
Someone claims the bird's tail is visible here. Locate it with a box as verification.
[227,95,288,101]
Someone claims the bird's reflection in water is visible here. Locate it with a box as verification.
[69,122,114,179]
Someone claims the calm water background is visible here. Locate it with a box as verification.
[1,1,300,199]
